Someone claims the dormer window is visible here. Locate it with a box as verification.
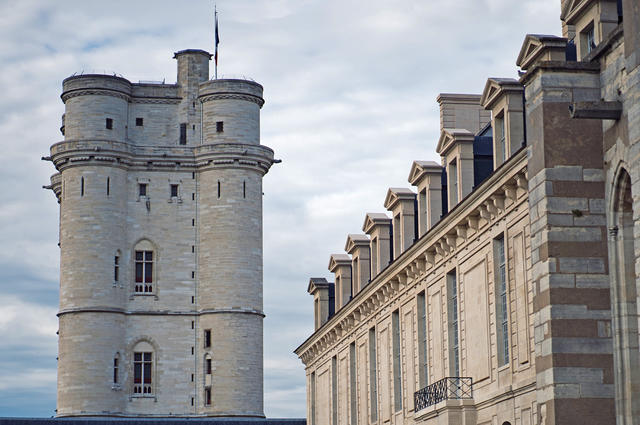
[449,159,458,206]
[581,22,595,56]
[495,113,506,164]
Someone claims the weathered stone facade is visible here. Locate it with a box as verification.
[45,50,275,417]
[295,1,640,424]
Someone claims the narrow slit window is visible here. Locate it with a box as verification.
[180,123,187,145]
[204,329,211,348]
[204,388,211,406]
[136,117,143,126]
[114,254,120,282]
[369,327,378,422]
[243,181,246,199]
[106,118,113,129]
[206,358,212,374]
[107,177,110,196]
[113,357,119,384]
[80,177,84,197]
[216,121,224,133]
[217,181,221,199]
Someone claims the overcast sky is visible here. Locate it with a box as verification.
[0,0,561,418]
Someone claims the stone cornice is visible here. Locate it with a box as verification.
[58,307,264,317]
[61,88,131,103]
[199,93,265,108]
[294,148,528,364]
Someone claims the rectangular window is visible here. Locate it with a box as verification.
[138,183,147,197]
[369,327,378,422]
[310,371,316,425]
[393,214,401,258]
[495,235,509,366]
[206,358,212,374]
[133,352,152,394]
[113,358,118,384]
[349,342,357,425]
[204,329,211,348]
[392,309,402,412]
[170,184,179,198]
[496,114,506,164]
[136,117,143,126]
[449,160,458,205]
[107,177,110,196]
[331,356,338,425]
[106,118,113,129]
[417,291,428,389]
[419,189,427,235]
[216,121,224,133]
[448,270,460,377]
[353,257,359,293]
[204,387,211,405]
[134,250,153,293]
[114,255,119,282]
[180,123,187,145]
[371,237,378,275]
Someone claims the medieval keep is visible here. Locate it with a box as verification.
[295,1,640,425]
[45,49,274,417]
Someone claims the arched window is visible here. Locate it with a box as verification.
[132,341,154,396]
[610,168,640,419]
[133,240,155,294]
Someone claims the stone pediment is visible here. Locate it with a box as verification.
[516,34,568,71]
[480,78,524,110]
[384,187,416,210]
[329,254,352,272]
[560,0,596,24]
[362,212,391,233]
[408,160,442,185]
[307,277,331,294]
[345,234,370,253]
[436,128,474,156]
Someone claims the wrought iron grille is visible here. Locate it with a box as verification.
[414,377,473,411]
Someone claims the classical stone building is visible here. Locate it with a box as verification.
[295,1,640,424]
[44,49,275,417]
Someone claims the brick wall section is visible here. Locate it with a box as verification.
[524,64,615,425]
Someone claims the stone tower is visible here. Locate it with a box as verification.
[45,49,274,417]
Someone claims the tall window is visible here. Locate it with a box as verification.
[114,252,120,283]
[449,160,458,205]
[206,357,212,375]
[448,270,460,377]
[204,329,211,348]
[371,238,378,276]
[204,388,211,406]
[494,235,509,366]
[393,214,401,258]
[133,352,153,395]
[496,114,506,164]
[80,177,85,197]
[310,371,316,425]
[353,257,359,293]
[349,342,357,425]
[135,250,153,293]
[180,123,187,145]
[392,310,402,412]
[369,327,378,422]
[419,189,427,235]
[331,356,338,425]
[113,354,119,385]
[417,291,428,389]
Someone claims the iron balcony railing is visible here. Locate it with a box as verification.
[414,377,473,411]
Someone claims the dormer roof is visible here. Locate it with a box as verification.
[480,78,524,110]
[436,128,475,156]
[362,212,391,233]
[307,277,331,294]
[384,188,417,210]
[329,254,352,272]
[408,160,442,185]
[560,0,596,23]
[345,234,370,254]
[516,34,568,71]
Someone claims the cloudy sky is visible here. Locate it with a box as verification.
[0,0,561,418]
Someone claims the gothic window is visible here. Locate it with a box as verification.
[132,341,154,396]
[133,240,155,294]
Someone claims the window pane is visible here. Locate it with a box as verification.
[144,352,152,361]
[144,363,152,383]
[145,263,153,283]
[145,251,152,261]
[134,352,141,361]
[134,363,141,383]
[135,251,143,261]
[135,263,143,283]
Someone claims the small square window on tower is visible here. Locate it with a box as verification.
[138,183,147,197]
[216,121,224,133]
[170,184,179,198]
[106,118,113,129]
[136,117,144,126]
